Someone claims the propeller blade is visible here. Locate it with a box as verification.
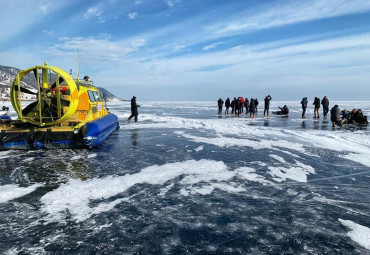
[42,100,54,123]
[50,97,70,107]
[33,69,38,80]
[50,76,64,90]
[14,86,37,95]
[22,101,38,116]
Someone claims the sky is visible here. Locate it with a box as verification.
[0,0,370,101]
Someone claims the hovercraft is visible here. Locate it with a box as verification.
[0,64,119,150]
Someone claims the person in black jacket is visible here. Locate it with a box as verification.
[353,109,369,124]
[217,98,224,114]
[235,97,242,117]
[313,97,320,118]
[244,97,249,114]
[273,105,289,115]
[249,98,255,118]
[330,105,342,127]
[225,98,230,114]
[128,96,140,123]
[301,97,308,118]
[264,95,272,117]
[231,97,236,114]
[321,96,329,118]
[254,98,259,113]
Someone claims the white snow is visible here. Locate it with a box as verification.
[40,160,229,222]
[270,154,286,163]
[40,158,304,222]
[268,159,315,183]
[339,219,370,250]
[194,145,204,152]
[0,183,43,203]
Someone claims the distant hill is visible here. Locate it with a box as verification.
[97,87,122,101]
[0,65,121,101]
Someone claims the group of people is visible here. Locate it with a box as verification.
[301,96,368,127]
[301,96,330,119]
[339,108,368,126]
[218,95,273,118]
[217,95,368,127]
[127,94,368,127]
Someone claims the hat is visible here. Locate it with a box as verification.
[334,105,338,107]
[133,96,136,99]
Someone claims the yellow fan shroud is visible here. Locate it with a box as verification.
[10,65,79,127]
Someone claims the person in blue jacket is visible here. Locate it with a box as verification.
[301,97,308,118]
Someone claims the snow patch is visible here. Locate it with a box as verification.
[40,160,229,222]
[268,159,315,182]
[0,183,43,203]
[194,145,204,152]
[339,219,370,250]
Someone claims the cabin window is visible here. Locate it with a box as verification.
[87,90,95,102]
[93,91,101,101]
[99,93,105,101]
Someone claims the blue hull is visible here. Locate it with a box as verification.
[0,114,119,150]
[83,113,120,148]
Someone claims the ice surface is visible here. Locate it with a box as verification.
[1,101,369,253]
[0,183,42,203]
[117,102,370,168]
[339,219,370,250]
[40,160,229,222]
[40,156,311,222]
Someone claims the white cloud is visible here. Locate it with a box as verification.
[203,42,223,51]
[0,1,72,45]
[128,12,138,20]
[164,0,182,7]
[208,0,370,36]
[50,35,146,62]
[42,29,54,36]
[113,32,370,93]
[135,0,142,5]
[83,4,105,22]
[174,45,185,51]
[39,4,51,14]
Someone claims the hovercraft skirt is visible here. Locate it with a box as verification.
[83,113,119,148]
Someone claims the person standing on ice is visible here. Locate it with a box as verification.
[254,98,259,113]
[264,95,272,117]
[225,97,230,114]
[313,97,320,118]
[321,96,329,118]
[249,98,255,118]
[217,98,224,114]
[128,96,140,123]
[244,97,249,114]
[235,97,242,117]
[231,97,236,114]
[301,97,308,118]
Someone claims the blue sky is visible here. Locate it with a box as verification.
[1,0,370,100]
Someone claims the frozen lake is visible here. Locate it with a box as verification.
[1,100,370,254]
